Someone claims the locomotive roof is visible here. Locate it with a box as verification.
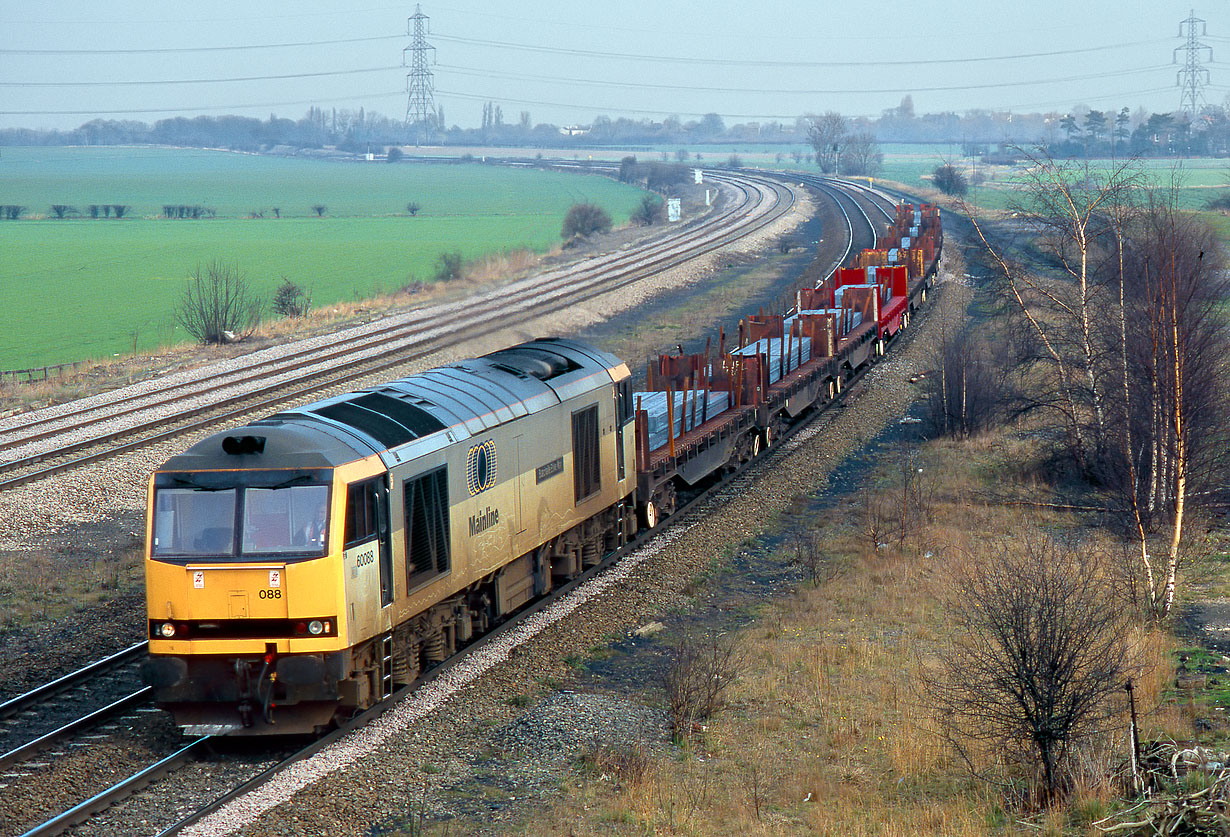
[157,338,626,472]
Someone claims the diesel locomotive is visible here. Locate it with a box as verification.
[142,338,636,734]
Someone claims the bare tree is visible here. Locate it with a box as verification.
[925,535,1135,806]
[1104,181,1230,618]
[806,111,847,174]
[840,132,883,177]
[176,261,261,345]
[922,323,1004,437]
[968,151,1141,474]
[1006,150,1143,468]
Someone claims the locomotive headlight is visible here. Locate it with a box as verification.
[159,622,176,638]
[308,620,324,636]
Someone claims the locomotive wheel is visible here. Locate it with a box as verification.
[750,432,762,458]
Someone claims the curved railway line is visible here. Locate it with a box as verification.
[0,170,795,491]
[2,173,902,836]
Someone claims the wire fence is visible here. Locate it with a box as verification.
[0,362,85,384]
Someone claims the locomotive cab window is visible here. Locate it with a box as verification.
[152,488,237,558]
[242,484,328,555]
[150,470,331,562]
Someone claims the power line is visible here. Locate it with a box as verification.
[426,3,1092,45]
[0,94,403,117]
[5,6,408,26]
[436,63,1171,96]
[0,67,402,87]
[0,34,403,55]
[0,60,1167,93]
[430,34,1172,68]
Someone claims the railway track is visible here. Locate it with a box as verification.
[2,172,898,835]
[0,170,795,491]
[0,642,149,775]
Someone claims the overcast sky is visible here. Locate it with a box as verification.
[1,1,1225,132]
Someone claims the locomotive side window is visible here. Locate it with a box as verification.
[345,475,393,606]
[344,478,380,547]
[404,467,450,588]
[152,488,237,557]
[615,379,631,482]
[572,404,601,503]
[616,379,633,425]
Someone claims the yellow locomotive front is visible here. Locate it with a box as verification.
[142,425,377,735]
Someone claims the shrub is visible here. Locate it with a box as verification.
[176,260,261,345]
[561,203,611,239]
[630,194,660,226]
[933,164,968,196]
[387,146,404,163]
[618,155,639,183]
[271,279,311,318]
[433,251,463,282]
[1205,192,1230,211]
[924,535,1136,806]
[406,202,421,216]
[660,631,741,735]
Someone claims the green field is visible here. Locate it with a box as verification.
[0,147,646,370]
[874,152,1230,212]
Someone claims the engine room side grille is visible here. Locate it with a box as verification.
[572,404,601,503]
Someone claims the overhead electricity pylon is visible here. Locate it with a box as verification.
[403,4,437,145]
[1175,9,1212,116]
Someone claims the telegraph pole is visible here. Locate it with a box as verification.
[1175,9,1212,116]
[403,4,437,145]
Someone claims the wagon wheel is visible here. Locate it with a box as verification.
[640,498,659,530]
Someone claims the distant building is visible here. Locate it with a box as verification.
[559,125,590,137]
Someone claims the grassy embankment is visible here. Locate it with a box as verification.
[0,147,645,371]
[412,191,1230,834]
[482,427,1218,836]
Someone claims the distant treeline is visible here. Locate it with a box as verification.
[3,98,1229,157]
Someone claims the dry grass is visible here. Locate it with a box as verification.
[0,547,142,633]
[525,428,1200,836]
